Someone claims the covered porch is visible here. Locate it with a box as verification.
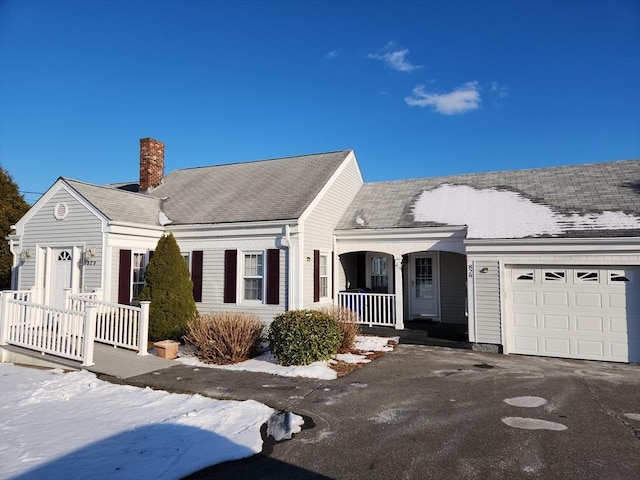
[334,227,468,331]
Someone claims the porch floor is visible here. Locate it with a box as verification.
[362,321,472,349]
[1,343,175,379]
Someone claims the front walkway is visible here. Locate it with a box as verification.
[1,343,175,379]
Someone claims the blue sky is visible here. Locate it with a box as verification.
[1,0,639,204]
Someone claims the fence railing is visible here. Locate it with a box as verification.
[337,292,397,327]
[67,294,149,354]
[0,293,97,366]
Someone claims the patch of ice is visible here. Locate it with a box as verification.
[334,353,371,364]
[412,184,640,238]
[501,417,568,431]
[369,409,403,424]
[623,413,640,421]
[266,411,305,441]
[504,396,548,408]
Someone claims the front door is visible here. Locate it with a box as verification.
[49,248,73,308]
[410,253,439,318]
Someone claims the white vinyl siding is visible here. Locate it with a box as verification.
[302,156,363,306]
[474,260,502,344]
[171,232,287,323]
[18,188,103,294]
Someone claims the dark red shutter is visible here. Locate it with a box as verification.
[313,249,320,302]
[224,249,237,303]
[266,249,280,305]
[118,249,132,304]
[192,251,203,302]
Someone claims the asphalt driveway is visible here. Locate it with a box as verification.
[111,344,640,480]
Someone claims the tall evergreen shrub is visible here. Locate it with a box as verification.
[140,233,196,340]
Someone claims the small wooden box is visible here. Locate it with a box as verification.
[153,340,180,359]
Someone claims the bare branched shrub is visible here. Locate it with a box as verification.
[321,306,362,353]
[183,312,264,365]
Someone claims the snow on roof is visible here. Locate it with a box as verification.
[413,184,640,239]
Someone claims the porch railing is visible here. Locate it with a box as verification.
[0,293,97,366]
[337,292,396,327]
[66,294,149,354]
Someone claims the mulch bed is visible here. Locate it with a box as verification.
[329,339,398,377]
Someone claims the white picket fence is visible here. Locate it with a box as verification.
[337,292,397,327]
[0,290,150,366]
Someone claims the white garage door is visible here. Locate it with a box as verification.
[507,266,640,363]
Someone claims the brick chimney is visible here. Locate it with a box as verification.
[139,138,165,192]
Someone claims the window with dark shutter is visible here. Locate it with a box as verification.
[224,250,237,303]
[266,249,280,305]
[313,249,320,302]
[192,251,203,302]
[118,250,132,304]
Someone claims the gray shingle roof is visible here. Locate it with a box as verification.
[149,151,352,224]
[65,179,162,226]
[337,160,640,238]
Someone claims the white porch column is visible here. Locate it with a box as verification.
[82,304,97,367]
[393,256,404,330]
[138,301,150,356]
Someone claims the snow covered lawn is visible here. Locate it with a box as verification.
[0,364,290,480]
[178,335,398,380]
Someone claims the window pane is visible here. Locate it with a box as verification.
[244,278,263,300]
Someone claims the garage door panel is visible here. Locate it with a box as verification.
[576,316,603,333]
[543,315,570,330]
[514,313,537,328]
[575,292,602,308]
[513,336,539,353]
[513,291,537,306]
[576,340,604,358]
[609,293,626,309]
[543,291,569,307]
[507,266,638,363]
[544,337,571,355]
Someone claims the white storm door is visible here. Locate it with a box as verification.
[49,248,73,308]
[410,253,439,318]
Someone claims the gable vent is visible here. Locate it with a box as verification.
[54,202,68,220]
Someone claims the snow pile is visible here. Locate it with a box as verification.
[0,364,275,479]
[412,184,640,238]
[179,335,397,380]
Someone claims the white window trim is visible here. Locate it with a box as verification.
[319,252,330,299]
[240,250,265,304]
[131,251,149,302]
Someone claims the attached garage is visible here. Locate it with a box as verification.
[506,266,640,363]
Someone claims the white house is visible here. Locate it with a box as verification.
[7,139,640,363]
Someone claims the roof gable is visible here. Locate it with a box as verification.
[337,160,640,239]
[149,150,352,224]
[64,179,162,226]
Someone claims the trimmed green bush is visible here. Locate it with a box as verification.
[184,311,264,365]
[140,233,196,340]
[268,310,343,366]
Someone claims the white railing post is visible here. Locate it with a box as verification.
[137,301,150,356]
[64,288,73,309]
[394,256,404,330]
[82,304,97,367]
[0,292,9,345]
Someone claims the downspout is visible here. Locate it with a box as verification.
[284,224,293,311]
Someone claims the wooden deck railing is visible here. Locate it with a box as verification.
[0,293,97,366]
[337,292,397,327]
[66,294,149,354]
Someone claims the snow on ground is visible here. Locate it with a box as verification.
[412,184,640,238]
[0,363,277,480]
[178,335,398,380]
